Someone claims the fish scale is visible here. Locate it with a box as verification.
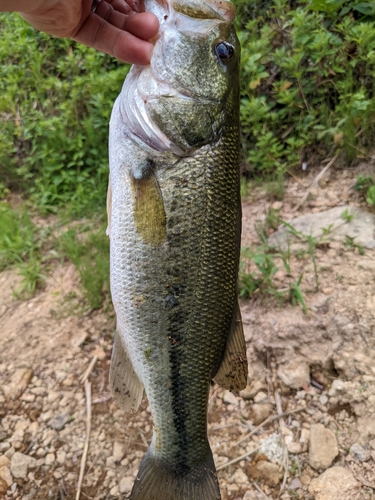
[107,1,247,498]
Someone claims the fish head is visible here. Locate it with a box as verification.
[120,0,240,155]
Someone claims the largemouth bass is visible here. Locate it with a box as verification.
[107,0,248,498]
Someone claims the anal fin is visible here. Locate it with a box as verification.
[213,301,248,391]
[110,331,144,413]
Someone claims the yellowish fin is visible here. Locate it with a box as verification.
[130,167,167,246]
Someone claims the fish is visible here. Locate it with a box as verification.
[106,0,248,498]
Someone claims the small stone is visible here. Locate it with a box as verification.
[40,410,53,422]
[45,453,55,466]
[91,346,107,361]
[300,473,311,486]
[119,476,134,494]
[20,393,36,403]
[289,477,302,490]
[71,331,88,348]
[110,485,119,496]
[56,450,66,465]
[319,395,328,405]
[243,491,265,500]
[350,443,371,462]
[0,443,10,453]
[253,391,267,403]
[0,456,10,467]
[309,424,338,470]
[48,413,70,431]
[232,468,248,484]
[36,448,46,458]
[113,441,125,462]
[240,381,267,400]
[0,431,7,442]
[10,452,37,479]
[47,391,61,404]
[0,477,7,496]
[248,404,273,425]
[309,466,359,500]
[328,379,345,397]
[247,460,283,486]
[286,442,302,454]
[277,359,310,389]
[355,417,375,445]
[272,201,283,210]
[223,391,238,405]
[30,387,47,397]
[2,368,33,401]
[0,465,12,487]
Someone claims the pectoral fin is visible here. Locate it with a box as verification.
[213,302,248,391]
[110,331,144,413]
[130,161,167,246]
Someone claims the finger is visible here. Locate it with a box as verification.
[73,13,155,64]
[106,0,133,15]
[94,5,159,40]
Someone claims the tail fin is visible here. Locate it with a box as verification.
[130,450,221,500]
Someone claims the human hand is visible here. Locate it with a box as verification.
[11,0,159,65]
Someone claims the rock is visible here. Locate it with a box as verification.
[0,456,10,467]
[71,331,88,347]
[289,477,302,490]
[91,346,107,361]
[0,431,7,442]
[2,368,33,400]
[113,441,125,462]
[56,450,66,465]
[243,492,265,500]
[286,441,302,454]
[10,452,37,479]
[355,417,375,445]
[309,424,338,470]
[0,443,10,453]
[0,465,12,486]
[272,201,283,210]
[119,476,134,494]
[269,206,375,250]
[30,387,47,397]
[232,468,248,484]
[240,381,267,400]
[309,466,360,500]
[253,391,267,403]
[0,477,7,496]
[45,453,55,466]
[350,443,371,462]
[277,359,310,389]
[328,379,345,397]
[223,391,238,405]
[47,391,61,404]
[48,413,70,431]
[20,393,36,403]
[247,460,283,486]
[248,404,273,425]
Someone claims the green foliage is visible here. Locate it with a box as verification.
[59,224,110,309]
[0,202,40,270]
[354,174,375,207]
[0,13,128,214]
[233,0,375,175]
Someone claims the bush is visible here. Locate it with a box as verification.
[234,0,375,175]
[0,13,129,214]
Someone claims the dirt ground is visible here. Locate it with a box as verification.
[1,158,375,500]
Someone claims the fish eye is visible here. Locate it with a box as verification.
[214,42,234,62]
